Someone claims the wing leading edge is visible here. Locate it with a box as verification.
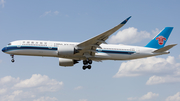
[75,16,131,57]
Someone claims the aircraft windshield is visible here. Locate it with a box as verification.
[8,43,11,45]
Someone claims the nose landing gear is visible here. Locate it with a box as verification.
[10,54,15,63]
[82,59,92,70]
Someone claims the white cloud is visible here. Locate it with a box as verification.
[33,96,58,101]
[1,90,37,101]
[12,90,23,96]
[139,92,159,100]
[0,90,23,101]
[74,86,83,90]
[127,97,137,100]
[40,10,59,17]
[113,56,179,78]
[0,76,20,85]
[166,92,180,101]
[54,11,59,15]
[146,75,180,85]
[0,74,62,101]
[0,0,5,8]
[45,11,51,15]
[0,88,7,95]
[79,99,88,101]
[40,11,51,17]
[114,55,180,85]
[14,74,63,92]
[151,28,160,37]
[108,27,150,44]
[127,92,159,101]
[14,74,49,88]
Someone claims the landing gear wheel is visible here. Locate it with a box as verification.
[10,54,15,63]
[87,65,91,69]
[83,66,86,70]
[88,60,92,64]
[83,60,88,65]
[82,59,92,70]
[11,59,15,63]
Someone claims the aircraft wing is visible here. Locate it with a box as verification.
[75,16,131,57]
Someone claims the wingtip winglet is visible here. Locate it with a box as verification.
[120,16,132,24]
[127,16,132,20]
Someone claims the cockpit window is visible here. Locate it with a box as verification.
[8,43,11,45]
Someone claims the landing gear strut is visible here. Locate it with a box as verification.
[82,59,92,70]
[10,54,15,63]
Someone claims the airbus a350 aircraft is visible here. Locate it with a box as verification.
[2,16,177,70]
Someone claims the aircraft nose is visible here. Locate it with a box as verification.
[2,47,6,52]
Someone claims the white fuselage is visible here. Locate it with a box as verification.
[1,17,174,69]
[2,40,168,61]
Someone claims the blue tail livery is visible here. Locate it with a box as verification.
[145,27,173,49]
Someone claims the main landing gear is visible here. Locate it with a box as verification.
[82,59,92,70]
[10,54,15,63]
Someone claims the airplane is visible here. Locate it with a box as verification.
[2,16,177,70]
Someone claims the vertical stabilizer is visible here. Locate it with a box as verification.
[145,27,173,49]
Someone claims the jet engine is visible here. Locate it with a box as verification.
[59,58,78,66]
[57,45,79,56]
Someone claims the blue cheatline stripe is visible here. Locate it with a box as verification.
[4,45,135,55]
[4,46,57,52]
[97,50,135,55]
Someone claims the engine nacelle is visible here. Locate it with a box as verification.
[59,58,78,67]
[57,45,79,56]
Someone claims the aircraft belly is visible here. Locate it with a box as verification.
[128,53,155,60]
[94,53,130,60]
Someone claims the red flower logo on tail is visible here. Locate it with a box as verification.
[156,36,166,45]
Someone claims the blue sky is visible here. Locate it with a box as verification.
[0,0,180,101]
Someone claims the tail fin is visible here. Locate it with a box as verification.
[145,27,173,49]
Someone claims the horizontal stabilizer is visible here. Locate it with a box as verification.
[153,44,177,53]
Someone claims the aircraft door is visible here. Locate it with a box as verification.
[17,41,21,48]
[48,42,53,49]
[136,48,140,54]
